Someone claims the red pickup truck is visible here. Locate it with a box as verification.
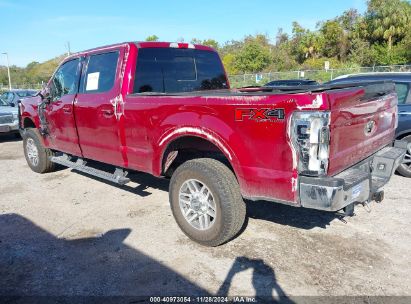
[19,42,406,246]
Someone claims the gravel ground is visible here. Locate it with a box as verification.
[0,134,410,300]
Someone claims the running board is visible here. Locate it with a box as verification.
[50,154,130,185]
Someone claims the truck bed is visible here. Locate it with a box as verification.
[128,81,395,97]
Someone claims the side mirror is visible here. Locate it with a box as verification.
[38,85,52,104]
[9,102,15,107]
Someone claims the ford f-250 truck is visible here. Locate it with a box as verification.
[19,42,407,246]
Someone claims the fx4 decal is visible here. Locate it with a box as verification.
[235,108,285,122]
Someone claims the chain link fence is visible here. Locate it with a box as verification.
[0,82,43,92]
[1,64,411,91]
[228,64,411,88]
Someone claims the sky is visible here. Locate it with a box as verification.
[0,0,366,67]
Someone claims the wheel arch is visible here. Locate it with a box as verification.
[23,117,36,129]
[156,128,242,180]
[396,131,411,140]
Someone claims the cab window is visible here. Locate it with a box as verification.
[50,59,80,101]
[133,48,228,93]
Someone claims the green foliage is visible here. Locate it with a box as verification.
[320,20,345,58]
[232,42,271,73]
[145,35,159,42]
[222,53,239,75]
[366,0,411,49]
[191,38,219,50]
[371,43,408,65]
[219,0,411,74]
[1,0,411,88]
[0,55,65,87]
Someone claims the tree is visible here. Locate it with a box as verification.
[290,22,324,62]
[190,38,219,50]
[222,53,239,75]
[366,0,411,50]
[275,28,288,46]
[320,20,346,59]
[190,38,202,45]
[233,42,271,73]
[145,35,159,42]
[338,9,361,32]
[202,39,219,50]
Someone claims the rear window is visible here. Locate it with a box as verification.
[133,48,228,93]
[82,51,119,93]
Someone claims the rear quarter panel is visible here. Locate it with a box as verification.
[123,92,329,204]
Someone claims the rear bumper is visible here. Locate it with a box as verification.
[299,140,407,211]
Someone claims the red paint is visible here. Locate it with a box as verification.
[20,42,398,206]
[327,89,397,176]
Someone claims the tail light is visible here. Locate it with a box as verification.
[291,111,331,176]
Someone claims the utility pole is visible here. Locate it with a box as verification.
[1,52,11,90]
[65,42,71,56]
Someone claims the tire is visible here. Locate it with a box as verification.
[23,128,55,173]
[169,158,246,247]
[397,135,411,178]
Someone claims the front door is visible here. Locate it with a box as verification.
[45,58,82,156]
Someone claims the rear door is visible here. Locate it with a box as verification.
[327,83,397,176]
[45,58,82,156]
[74,49,125,167]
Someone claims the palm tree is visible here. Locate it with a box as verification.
[367,0,411,50]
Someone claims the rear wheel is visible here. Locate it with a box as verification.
[23,128,55,173]
[397,135,411,178]
[169,158,246,247]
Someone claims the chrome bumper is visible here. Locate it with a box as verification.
[0,121,19,133]
[299,141,407,211]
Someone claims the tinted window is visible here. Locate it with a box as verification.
[134,48,228,93]
[83,52,119,93]
[395,83,409,104]
[51,59,80,100]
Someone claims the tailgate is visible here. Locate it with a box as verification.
[327,82,397,176]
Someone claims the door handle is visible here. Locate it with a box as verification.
[399,111,411,115]
[63,106,72,114]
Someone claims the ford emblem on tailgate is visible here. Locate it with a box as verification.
[364,120,376,136]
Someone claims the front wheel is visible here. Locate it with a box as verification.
[23,128,55,173]
[169,158,246,247]
[397,135,411,178]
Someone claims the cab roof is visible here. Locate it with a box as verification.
[64,41,216,61]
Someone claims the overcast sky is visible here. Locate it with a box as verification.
[0,0,366,67]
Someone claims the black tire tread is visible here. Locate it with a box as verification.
[23,128,55,173]
[397,135,411,178]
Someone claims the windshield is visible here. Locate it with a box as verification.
[133,48,228,93]
[16,91,35,97]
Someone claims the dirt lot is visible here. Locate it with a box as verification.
[1,134,410,300]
